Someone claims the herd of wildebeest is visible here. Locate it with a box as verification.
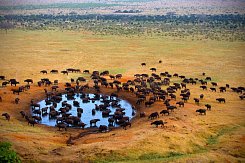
[0,61,245,132]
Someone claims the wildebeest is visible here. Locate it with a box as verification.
[206,77,212,81]
[99,125,108,132]
[116,74,122,79]
[2,81,9,87]
[28,119,38,126]
[61,70,68,75]
[2,113,10,121]
[145,101,154,107]
[160,110,169,116]
[141,63,146,66]
[121,122,131,130]
[24,79,33,84]
[10,79,20,86]
[50,70,58,73]
[219,87,226,92]
[83,70,90,73]
[151,120,167,127]
[239,95,245,100]
[15,98,20,104]
[20,111,25,118]
[176,101,184,107]
[90,119,100,127]
[196,109,206,115]
[108,118,115,126]
[194,98,200,105]
[211,82,218,87]
[32,116,42,122]
[40,70,48,74]
[150,68,157,72]
[216,98,226,103]
[205,104,211,111]
[56,123,67,131]
[0,75,5,80]
[210,87,216,92]
[167,105,177,112]
[148,112,159,120]
[200,85,207,90]
[200,94,204,99]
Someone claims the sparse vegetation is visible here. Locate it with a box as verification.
[1,14,244,41]
[0,142,21,163]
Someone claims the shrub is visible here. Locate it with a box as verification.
[0,142,21,163]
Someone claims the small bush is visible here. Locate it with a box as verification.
[0,142,21,163]
[138,152,164,160]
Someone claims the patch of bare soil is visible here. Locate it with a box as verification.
[0,71,244,163]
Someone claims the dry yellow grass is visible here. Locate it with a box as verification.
[0,29,244,162]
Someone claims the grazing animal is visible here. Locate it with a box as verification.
[0,76,5,80]
[160,110,169,116]
[239,94,245,100]
[196,109,206,115]
[150,68,157,72]
[20,111,26,118]
[0,96,2,102]
[61,70,69,75]
[148,112,159,120]
[50,70,58,73]
[210,87,216,92]
[24,79,33,84]
[141,63,146,66]
[219,87,226,92]
[200,86,207,90]
[32,116,42,122]
[2,113,10,121]
[145,101,154,107]
[15,98,20,104]
[121,122,131,130]
[205,104,211,111]
[216,98,226,103]
[194,98,200,105]
[211,82,218,87]
[28,119,37,126]
[200,94,204,99]
[78,122,86,129]
[151,120,167,127]
[40,70,48,74]
[176,101,184,107]
[108,118,115,126]
[90,119,100,127]
[206,77,212,81]
[99,125,108,132]
[56,123,67,131]
[167,105,177,112]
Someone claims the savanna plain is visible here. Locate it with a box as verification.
[0,1,245,162]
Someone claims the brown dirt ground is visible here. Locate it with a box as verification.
[0,30,244,162]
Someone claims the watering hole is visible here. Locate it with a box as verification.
[31,93,135,128]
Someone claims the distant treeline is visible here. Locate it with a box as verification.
[1,14,245,41]
[2,14,244,24]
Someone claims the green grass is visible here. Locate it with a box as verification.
[207,125,240,146]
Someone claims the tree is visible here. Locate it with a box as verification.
[0,22,14,34]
